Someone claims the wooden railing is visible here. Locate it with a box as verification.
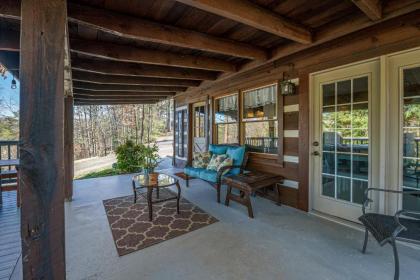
[245,137,278,154]
[0,140,19,170]
[0,141,19,187]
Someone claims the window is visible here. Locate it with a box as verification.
[402,66,420,211]
[215,94,239,144]
[242,84,278,154]
[194,105,205,138]
[174,108,188,158]
[321,77,369,205]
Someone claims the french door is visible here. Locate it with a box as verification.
[311,60,380,222]
[174,107,188,159]
[387,48,420,214]
[192,102,206,153]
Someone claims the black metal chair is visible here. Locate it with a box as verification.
[359,188,420,280]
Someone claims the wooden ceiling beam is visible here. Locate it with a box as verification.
[70,38,236,72]
[68,3,267,60]
[74,95,166,100]
[72,71,201,87]
[74,88,175,97]
[72,58,218,81]
[75,100,158,105]
[352,0,382,21]
[73,81,186,92]
[175,0,312,44]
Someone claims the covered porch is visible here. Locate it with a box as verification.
[0,0,419,279]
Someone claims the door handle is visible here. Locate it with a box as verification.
[312,151,320,156]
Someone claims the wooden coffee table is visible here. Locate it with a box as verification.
[224,171,283,218]
[132,173,181,221]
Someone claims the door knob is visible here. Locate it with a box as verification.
[312,151,320,156]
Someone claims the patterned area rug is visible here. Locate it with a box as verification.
[103,189,218,256]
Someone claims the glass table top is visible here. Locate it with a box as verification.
[133,173,178,188]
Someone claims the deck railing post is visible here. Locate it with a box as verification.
[19,0,67,278]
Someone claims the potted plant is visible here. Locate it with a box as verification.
[141,143,161,182]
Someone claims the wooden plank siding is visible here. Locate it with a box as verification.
[174,11,420,210]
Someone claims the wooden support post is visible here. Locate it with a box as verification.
[64,96,74,201]
[19,0,66,278]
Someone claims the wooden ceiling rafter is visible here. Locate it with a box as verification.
[71,71,202,87]
[67,3,267,60]
[74,88,176,97]
[72,81,186,92]
[70,38,237,72]
[174,0,312,44]
[72,57,219,81]
[352,0,383,20]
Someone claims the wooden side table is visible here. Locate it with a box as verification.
[224,171,283,218]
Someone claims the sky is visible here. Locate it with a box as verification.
[0,70,20,116]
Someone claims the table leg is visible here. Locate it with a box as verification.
[245,192,254,218]
[225,184,232,206]
[276,183,282,206]
[147,187,153,221]
[156,186,160,199]
[176,182,181,214]
[132,180,137,203]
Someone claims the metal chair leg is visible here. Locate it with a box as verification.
[216,184,221,203]
[185,175,189,187]
[362,228,369,253]
[391,239,400,280]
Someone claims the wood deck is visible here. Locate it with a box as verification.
[0,191,20,280]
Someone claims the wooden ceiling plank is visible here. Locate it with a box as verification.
[72,58,218,80]
[70,38,236,72]
[67,3,267,60]
[352,0,382,21]
[72,71,201,87]
[0,0,20,20]
[174,0,312,44]
[73,81,186,92]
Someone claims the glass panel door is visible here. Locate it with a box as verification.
[402,66,420,211]
[321,76,369,205]
[193,103,206,153]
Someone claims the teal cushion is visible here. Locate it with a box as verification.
[226,146,246,175]
[184,167,205,178]
[209,144,229,155]
[199,169,218,183]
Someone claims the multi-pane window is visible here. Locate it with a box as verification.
[402,66,420,211]
[215,94,239,144]
[174,108,188,158]
[321,76,369,205]
[242,84,278,154]
[194,105,205,138]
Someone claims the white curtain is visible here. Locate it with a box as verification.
[244,85,276,109]
[218,95,238,112]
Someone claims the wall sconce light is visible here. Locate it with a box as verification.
[11,76,17,89]
[280,64,296,96]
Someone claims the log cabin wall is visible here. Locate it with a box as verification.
[174,11,420,210]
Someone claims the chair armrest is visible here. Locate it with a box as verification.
[362,188,420,214]
[216,165,244,184]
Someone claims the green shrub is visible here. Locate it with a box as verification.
[115,140,145,173]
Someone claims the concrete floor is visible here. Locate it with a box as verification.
[66,168,420,280]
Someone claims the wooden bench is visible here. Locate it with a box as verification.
[224,171,284,218]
